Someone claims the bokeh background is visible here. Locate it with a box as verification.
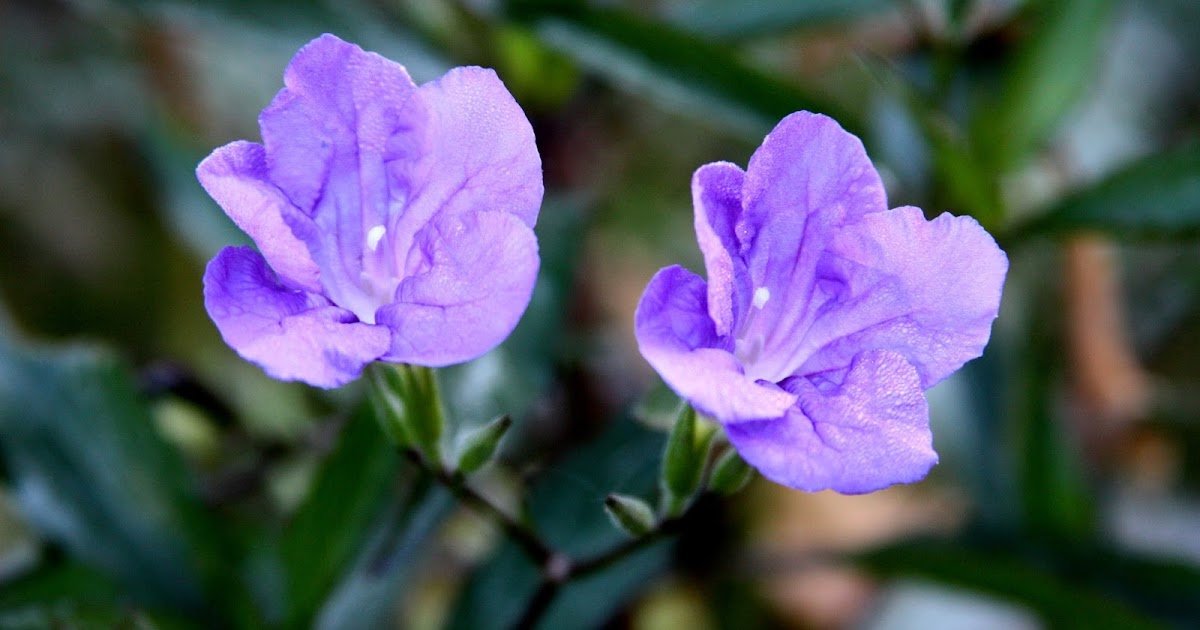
[2,0,1200,628]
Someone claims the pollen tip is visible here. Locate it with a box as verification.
[366,225,387,252]
[753,287,770,309]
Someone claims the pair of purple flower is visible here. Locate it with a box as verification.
[201,35,1007,493]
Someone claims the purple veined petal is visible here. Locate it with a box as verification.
[725,349,936,494]
[375,210,539,366]
[634,265,797,423]
[798,207,1008,388]
[203,246,391,388]
[729,113,889,381]
[260,33,417,213]
[383,66,543,275]
[197,141,321,293]
[692,162,751,338]
[259,34,420,320]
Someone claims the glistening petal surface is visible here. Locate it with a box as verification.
[634,266,796,422]
[725,350,936,494]
[203,247,391,388]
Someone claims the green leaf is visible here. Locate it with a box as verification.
[1012,290,1094,539]
[279,406,401,627]
[669,0,897,40]
[505,1,861,138]
[1008,145,1200,242]
[857,540,1167,629]
[0,338,228,616]
[974,0,1115,171]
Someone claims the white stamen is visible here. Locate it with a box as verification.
[366,225,387,252]
[752,287,770,310]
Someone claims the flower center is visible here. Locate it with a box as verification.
[734,286,770,376]
[353,224,400,324]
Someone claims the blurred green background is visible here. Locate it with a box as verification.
[2,0,1200,628]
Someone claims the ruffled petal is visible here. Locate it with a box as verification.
[375,211,539,366]
[799,208,1008,388]
[692,162,751,338]
[259,34,420,319]
[261,33,416,213]
[196,141,321,293]
[383,66,543,272]
[725,350,936,493]
[203,246,391,388]
[634,266,796,423]
[731,113,889,381]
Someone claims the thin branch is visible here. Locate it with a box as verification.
[403,448,554,566]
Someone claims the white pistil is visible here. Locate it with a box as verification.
[366,225,387,252]
[752,286,770,309]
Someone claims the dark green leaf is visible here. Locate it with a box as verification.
[974,0,1115,171]
[858,540,1167,629]
[279,406,401,627]
[669,0,897,40]
[505,2,860,138]
[1008,145,1200,242]
[0,338,227,616]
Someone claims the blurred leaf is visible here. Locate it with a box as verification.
[1008,145,1200,242]
[864,55,1003,227]
[505,1,860,138]
[447,418,672,630]
[312,482,454,630]
[0,564,122,609]
[1012,287,1093,539]
[858,540,1167,629]
[974,0,1114,171]
[279,406,401,628]
[670,0,897,40]
[0,338,228,617]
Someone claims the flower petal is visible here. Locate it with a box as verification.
[261,33,416,214]
[634,266,796,422]
[203,246,391,388]
[259,34,419,318]
[731,112,889,380]
[376,211,539,366]
[799,208,1008,388]
[197,141,321,293]
[725,350,936,493]
[383,66,543,272]
[692,162,751,338]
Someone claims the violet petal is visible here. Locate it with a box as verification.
[725,350,936,493]
[203,246,391,388]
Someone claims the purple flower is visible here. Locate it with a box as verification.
[635,112,1007,493]
[199,34,542,388]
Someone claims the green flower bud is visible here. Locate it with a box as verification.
[660,403,715,517]
[368,363,445,465]
[603,493,656,537]
[455,414,513,476]
[708,447,755,496]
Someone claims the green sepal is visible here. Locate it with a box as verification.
[708,447,755,496]
[660,403,716,517]
[455,414,513,476]
[368,363,446,465]
[603,493,656,538]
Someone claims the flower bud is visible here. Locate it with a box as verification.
[708,447,755,496]
[455,414,513,476]
[603,493,656,537]
[660,403,715,517]
[369,363,445,465]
